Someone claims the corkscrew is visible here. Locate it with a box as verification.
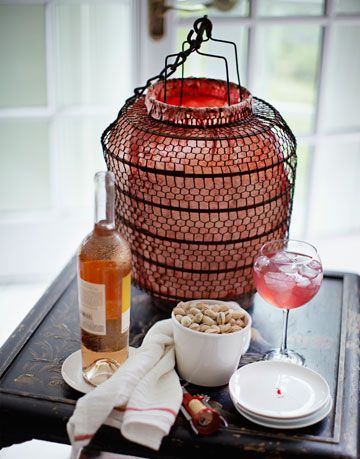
[180,387,228,435]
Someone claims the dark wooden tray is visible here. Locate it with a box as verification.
[0,257,359,458]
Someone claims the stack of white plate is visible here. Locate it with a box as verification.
[229,361,332,429]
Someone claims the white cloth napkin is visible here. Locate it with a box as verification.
[67,319,182,455]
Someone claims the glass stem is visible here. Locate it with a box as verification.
[280,309,290,355]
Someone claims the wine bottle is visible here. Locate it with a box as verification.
[77,171,132,386]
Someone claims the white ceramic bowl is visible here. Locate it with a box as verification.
[171,299,252,387]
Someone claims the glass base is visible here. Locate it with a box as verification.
[263,349,305,366]
[82,358,120,386]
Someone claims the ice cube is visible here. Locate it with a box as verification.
[292,254,310,264]
[254,255,270,272]
[299,262,321,279]
[271,251,293,264]
[312,273,323,286]
[278,263,298,274]
[293,273,311,288]
[308,260,322,270]
[264,272,295,291]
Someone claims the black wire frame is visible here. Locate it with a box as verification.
[120,16,243,109]
[161,15,243,106]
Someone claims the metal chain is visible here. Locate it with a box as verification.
[125,16,213,105]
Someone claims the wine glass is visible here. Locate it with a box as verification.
[253,239,323,365]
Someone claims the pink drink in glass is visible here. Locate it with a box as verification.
[253,250,323,309]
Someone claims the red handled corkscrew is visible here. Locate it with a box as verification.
[180,387,228,435]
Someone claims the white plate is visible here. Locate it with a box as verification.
[235,397,333,429]
[237,393,331,420]
[229,361,330,419]
[61,348,135,393]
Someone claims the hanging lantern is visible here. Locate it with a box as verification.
[102,16,297,306]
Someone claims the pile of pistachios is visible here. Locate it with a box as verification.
[173,301,247,334]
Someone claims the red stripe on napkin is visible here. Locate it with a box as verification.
[74,434,94,442]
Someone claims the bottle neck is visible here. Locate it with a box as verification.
[94,171,115,230]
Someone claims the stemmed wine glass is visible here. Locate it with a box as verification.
[253,239,323,365]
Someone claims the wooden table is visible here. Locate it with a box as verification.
[0,258,359,458]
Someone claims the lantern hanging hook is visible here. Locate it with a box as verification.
[193,15,213,43]
[127,16,241,107]
[164,15,242,105]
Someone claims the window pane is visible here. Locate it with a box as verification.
[307,140,360,237]
[0,5,47,108]
[176,0,249,18]
[0,120,50,212]
[175,25,248,86]
[252,25,321,136]
[258,0,324,16]
[289,144,311,239]
[55,2,132,107]
[321,25,360,132]
[54,115,108,210]
[335,0,360,14]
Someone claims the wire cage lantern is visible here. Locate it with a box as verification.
[102,16,297,306]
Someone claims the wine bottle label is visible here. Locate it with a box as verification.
[79,278,106,336]
[121,272,131,333]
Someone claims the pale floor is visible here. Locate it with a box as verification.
[0,234,359,458]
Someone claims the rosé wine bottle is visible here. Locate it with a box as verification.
[78,171,132,386]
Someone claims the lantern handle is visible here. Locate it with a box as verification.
[192,14,242,98]
[194,48,231,105]
[127,16,241,107]
[163,16,212,103]
[166,16,241,105]
[167,38,231,106]
[209,36,242,99]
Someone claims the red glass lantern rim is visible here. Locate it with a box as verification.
[145,77,253,127]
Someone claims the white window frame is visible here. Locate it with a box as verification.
[0,0,141,282]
